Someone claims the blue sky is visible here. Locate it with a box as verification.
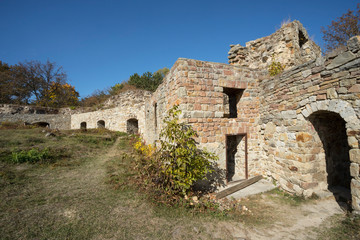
[0,0,358,98]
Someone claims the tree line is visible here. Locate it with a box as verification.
[0,58,169,108]
[0,60,78,108]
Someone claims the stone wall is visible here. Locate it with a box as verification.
[144,58,266,179]
[259,36,360,211]
[0,112,71,129]
[71,89,151,133]
[228,20,321,71]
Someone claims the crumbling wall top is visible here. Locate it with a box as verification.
[228,20,321,70]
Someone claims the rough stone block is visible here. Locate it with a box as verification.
[347,36,360,52]
[326,51,356,70]
[350,149,360,163]
[350,163,359,178]
[326,88,338,99]
[349,84,360,93]
[301,108,310,118]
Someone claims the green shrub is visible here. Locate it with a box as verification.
[135,105,218,196]
[268,54,285,76]
[11,148,50,164]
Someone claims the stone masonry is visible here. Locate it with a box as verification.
[1,21,360,212]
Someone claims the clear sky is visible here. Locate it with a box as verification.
[0,0,358,98]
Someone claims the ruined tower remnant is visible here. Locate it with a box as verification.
[228,20,321,70]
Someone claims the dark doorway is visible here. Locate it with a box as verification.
[127,118,138,134]
[226,134,247,182]
[309,111,351,205]
[80,122,87,130]
[97,120,105,128]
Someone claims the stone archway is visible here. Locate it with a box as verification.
[80,122,87,130]
[301,99,360,212]
[127,118,138,134]
[97,120,105,128]
[308,111,351,203]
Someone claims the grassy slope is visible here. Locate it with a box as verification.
[0,128,359,239]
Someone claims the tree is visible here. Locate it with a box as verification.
[39,82,79,107]
[0,61,31,104]
[128,67,169,92]
[321,4,360,53]
[16,60,67,102]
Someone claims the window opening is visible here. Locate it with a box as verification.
[298,30,308,48]
[223,88,244,118]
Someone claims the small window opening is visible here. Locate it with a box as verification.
[154,103,157,132]
[80,122,87,130]
[298,30,308,48]
[97,120,105,128]
[223,88,244,118]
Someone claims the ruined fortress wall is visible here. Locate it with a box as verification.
[259,36,360,210]
[228,20,321,70]
[144,58,266,179]
[144,59,188,143]
[71,90,151,133]
[0,113,71,129]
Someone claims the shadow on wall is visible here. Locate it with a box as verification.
[193,161,227,193]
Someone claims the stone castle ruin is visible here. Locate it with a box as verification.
[2,21,360,213]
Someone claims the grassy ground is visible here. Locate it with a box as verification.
[0,127,359,239]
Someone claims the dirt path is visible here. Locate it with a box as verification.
[1,136,349,239]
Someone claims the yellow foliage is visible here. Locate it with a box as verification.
[134,138,156,157]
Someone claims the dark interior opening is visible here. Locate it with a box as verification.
[298,30,308,48]
[97,120,105,128]
[127,118,139,134]
[154,103,157,132]
[223,88,244,118]
[32,122,50,128]
[226,134,247,182]
[309,111,351,207]
[80,122,87,130]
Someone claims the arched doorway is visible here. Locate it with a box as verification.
[80,122,87,130]
[309,111,351,205]
[127,118,138,134]
[97,120,105,128]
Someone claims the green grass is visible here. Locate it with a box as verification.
[1,128,359,239]
[316,214,360,240]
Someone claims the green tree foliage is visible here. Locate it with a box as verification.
[108,83,124,96]
[128,67,169,92]
[321,4,360,53]
[135,105,217,196]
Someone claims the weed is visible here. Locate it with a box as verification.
[11,148,51,164]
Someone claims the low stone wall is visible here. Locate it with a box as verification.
[71,90,150,134]
[0,113,71,129]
